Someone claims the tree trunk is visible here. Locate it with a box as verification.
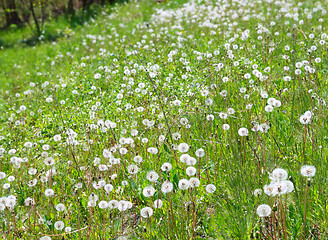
[29,0,40,35]
[3,0,23,27]
[67,0,74,15]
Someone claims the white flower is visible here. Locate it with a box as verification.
[178,143,189,153]
[299,115,310,125]
[98,201,109,209]
[264,184,277,197]
[270,168,288,182]
[45,189,54,197]
[153,199,163,209]
[161,181,173,193]
[238,127,248,136]
[55,203,66,212]
[300,165,316,177]
[108,200,119,209]
[189,178,200,188]
[253,189,262,196]
[140,207,153,218]
[134,156,143,163]
[143,186,155,197]
[161,162,172,172]
[206,184,216,193]
[146,171,159,182]
[24,197,35,206]
[180,154,190,163]
[282,180,294,193]
[127,165,138,175]
[265,105,273,112]
[256,204,271,217]
[40,237,52,240]
[195,148,205,157]
[54,221,65,230]
[186,167,196,176]
[178,179,190,190]
[53,135,61,141]
[104,184,113,193]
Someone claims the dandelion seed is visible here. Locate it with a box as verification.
[55,203,66,212]
[256,204,271,217]
[54,221,65,231]
[178,143,189,153]
[300,165,316,177]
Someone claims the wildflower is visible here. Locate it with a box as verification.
[256,204,271,217]
[180,154,190,163]
[178,143,189,153]
[270,168,288,182]
[179,179,190,190]
[140,207,153,218]
[206,184,216,193]
[128,165,138,175]
[238,128,248,136]
[195,148,205,157]
[161,162,172,172]
[186,167,196,176]
[189,178,200,188]
[108,200,119,209]
[147,171,159,182]
[143,186,156,197]
[253,189,262,196]
[54,221,65,230]
[45,189,54,197]
[161,181,173,193]
[300,165,316,177]
[98,201,109,209]
[153,199,163,209]
[55,204,66,212]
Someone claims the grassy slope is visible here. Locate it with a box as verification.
[0,0,328,239]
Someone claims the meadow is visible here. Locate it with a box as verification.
[0,0,328,239]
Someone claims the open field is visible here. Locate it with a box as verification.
[0,0,328,239]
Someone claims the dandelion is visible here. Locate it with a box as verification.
[140,207,153,218]
[45,189,54,197]
[178,143,189,153]
[189,177,200,188]
[195,148,205,157]
[238,128,248,136]
[108,200,119,209]
[299,115,311,125]
[147,171,159,182]
[98,201,109,209]
[186,166,196,176]
[178,179,190,190]
[128,165,138,175]
[143,186,156,197]
[54,221,65,231]
[161,162,172,172]
[53,135,61,141]
[256,204,271,217]
[270,168,288,182]
[206,184,216,193]
[253,189,262,196]
[161,181,173,193]
[55,203,66,212]
[300,165,316,177]
[153,199,163,209]
[180,154,190,163]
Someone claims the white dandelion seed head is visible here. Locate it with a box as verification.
[300,165,316,177]
[256,204,271,217]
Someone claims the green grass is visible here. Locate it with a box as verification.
[0,0,328,239]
